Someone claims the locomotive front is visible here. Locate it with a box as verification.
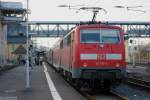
[72,24,126,89]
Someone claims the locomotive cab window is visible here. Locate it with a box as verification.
[80,29,120,44]
[101,29,120,44]
[80,30,100,43]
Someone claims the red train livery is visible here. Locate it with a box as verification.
[47,23,126,90]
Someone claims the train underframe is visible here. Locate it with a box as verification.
[60,67,126,91]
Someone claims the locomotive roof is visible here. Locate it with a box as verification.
[76,24,122,30]
[51,23,122,49]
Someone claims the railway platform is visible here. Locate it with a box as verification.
[0,63,86,100]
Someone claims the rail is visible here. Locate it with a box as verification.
[126,77,150,90]
[110,90,129,100]
[81,90,128,100]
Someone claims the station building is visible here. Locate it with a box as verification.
[0,1,26,65]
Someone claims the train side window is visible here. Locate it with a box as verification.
[63,38,67,47]
[67,34,71,45]
[60,40,63,48]
[72,31,74,42]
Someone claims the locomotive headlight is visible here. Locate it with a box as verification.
[116,63,120,67]
[83,62,87,67]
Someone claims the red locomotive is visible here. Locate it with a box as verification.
[47,23,126,90]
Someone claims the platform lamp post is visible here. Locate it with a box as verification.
[26,0,30,89]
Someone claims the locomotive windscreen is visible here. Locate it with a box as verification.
[80,29,120,44]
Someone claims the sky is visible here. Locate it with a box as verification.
[2,0,150,21]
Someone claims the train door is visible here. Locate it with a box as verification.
[60,40,63,68]
[68,33,72,72]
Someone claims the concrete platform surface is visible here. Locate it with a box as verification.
[0,63,86,100]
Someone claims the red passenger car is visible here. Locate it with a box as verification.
[48,23,126,90]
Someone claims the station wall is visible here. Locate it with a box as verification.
[6,44,26,64]
[0,23,7,66]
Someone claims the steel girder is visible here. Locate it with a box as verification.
[28,21,150,38]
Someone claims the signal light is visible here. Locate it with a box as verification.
[116,63,120,67]
[130,39,133,43]
[83,62,87,67]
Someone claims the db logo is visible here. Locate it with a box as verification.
[98,54,106,60]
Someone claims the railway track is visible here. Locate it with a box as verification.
[126,77,150,90]
[81,90,128,100]
[47,62,129,100]
[82,92,96,100]
[109,90,128,100]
